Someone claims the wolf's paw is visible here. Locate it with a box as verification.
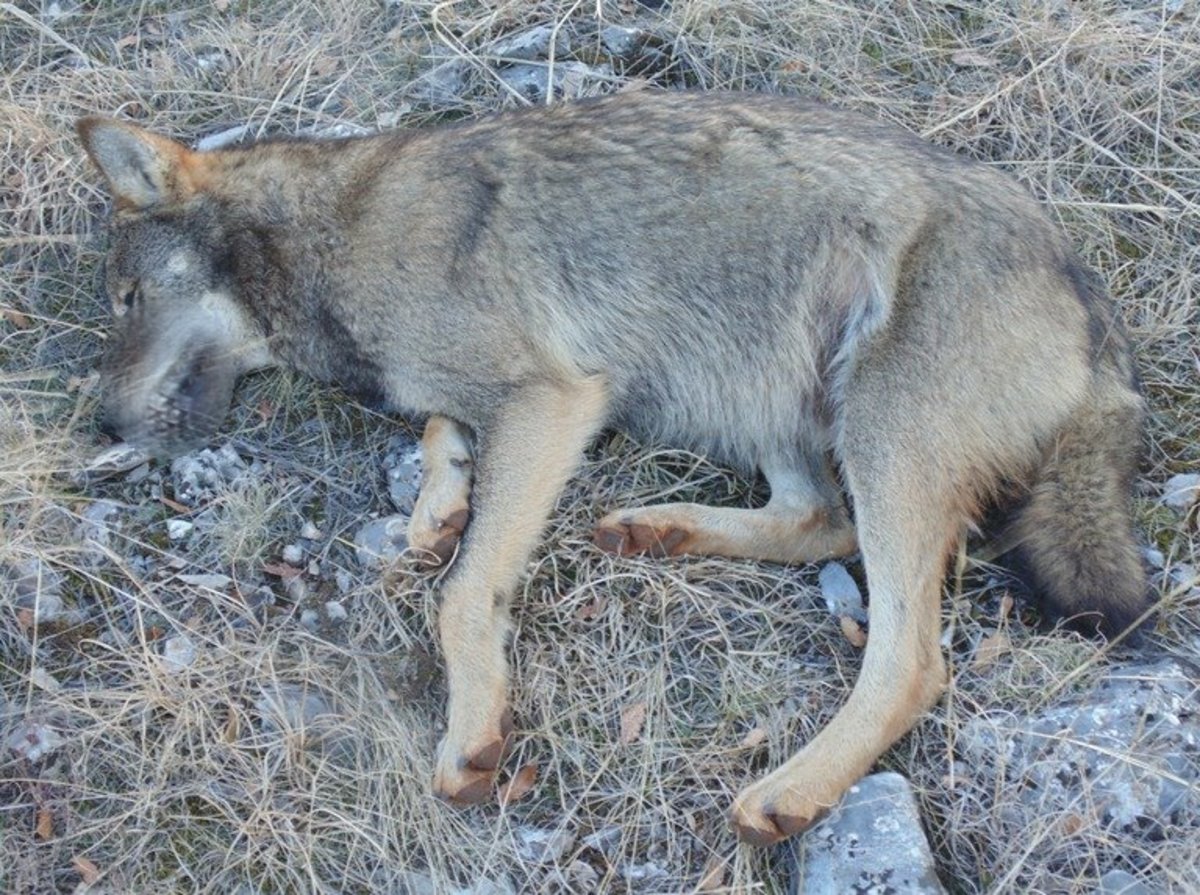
[432,709,513,805]
[593,512,692,557]
[729,777,831,847]
[410,505,469,569]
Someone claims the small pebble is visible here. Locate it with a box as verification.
[167,519,193,541]
[300,521,323,540]
[324,601,347,622]
[161,634,197,673]
[300,609,320,631]
[1163,473,1199,511]
[281,543,304,565]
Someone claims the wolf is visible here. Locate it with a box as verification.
[77,91,1150,845]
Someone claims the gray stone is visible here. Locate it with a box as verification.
[281,543,304,565]
[488,25,566,61]
[354,515,410,568]
[177,572,233,590]
[167,518,193,541]
[7,719,65,763]
[4,558,66,622]
[959,660,1199,833]
[817,561,866,622]
[450,878,514,895]
[161,634,197,673]
[254,683,350,757]
[300,521,323,541]
[384,437,423,515]
[497,61,613,104]
[299,609,320,631]
[76,499,121,564]
[790,772,945,895]
[600,25,642,58]
[324,601,347,623]
[170,443,252,505]
[1163,472,1199,511]
[1095,869,1151,894]
[515,825,575,864]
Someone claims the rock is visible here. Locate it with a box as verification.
[958,659,1199,833]
[170,443,253,505]
[324,601,347,623]
[489,25,565,61]
[1163,473,1199,512]
[161,634,197,673]
[354,515,410,568]
[1095,869,1152,894]
[600,25,642,58]
[515,825,575,864]
[255,683,348,756]
[300,521,323,540]
[167,519,194,541]
[7,720,65,763]
[384,436,423,515]
[497,61,613,104]
[818,561,866,622]
[4,558,66,622]
[281,543,304,565]
[299,609,320,631]
[789,772,945,894]
[76,499,121,564]
[582,825,622,856]
[405,58,468,106]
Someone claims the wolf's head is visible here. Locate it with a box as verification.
[78,119,271,456]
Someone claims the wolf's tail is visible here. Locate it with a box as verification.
[1006,376,1151,637]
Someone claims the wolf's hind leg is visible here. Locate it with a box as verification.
[409,415,474,569]
[730,412,955,845]
[593,452,856,563]
[432,377,608,805]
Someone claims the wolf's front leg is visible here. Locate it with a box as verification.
[432,376,608,804]
[409,415,475,569]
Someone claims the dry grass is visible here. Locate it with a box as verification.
[2,1,1198,892]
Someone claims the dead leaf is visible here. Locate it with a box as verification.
[697,855,727,891]
[261,562,303,580]
[222,706,240,743]
[72,856,101,884]
[256,399,275,422]
[973,631,1011,669]
[619,701,647,745]
[574,596,606,621]
[839,615,867,648]
[1061,813,1085,835]
[2,307,32,329]
[36,806,53,840]
[17,607,35,635]
[498,762,538,805]
[739,727,767,749]
[114,33,139,51]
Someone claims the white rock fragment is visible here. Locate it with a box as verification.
[1163,473,1200,511]
[8,720,65,762]
[515,826,575,864]
[161,634,197,673]
[300,609,320,631]
[300,521,323,540]
[354,515,410,568]
[167,519,193,541]
[281,543,304,565]
[324,601,347,623]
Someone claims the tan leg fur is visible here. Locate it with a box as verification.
[432,376,609,804]
[408,415,474,569]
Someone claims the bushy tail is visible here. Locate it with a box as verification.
[1007,383,1152,637]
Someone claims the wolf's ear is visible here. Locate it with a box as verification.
[76,117,202,210]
